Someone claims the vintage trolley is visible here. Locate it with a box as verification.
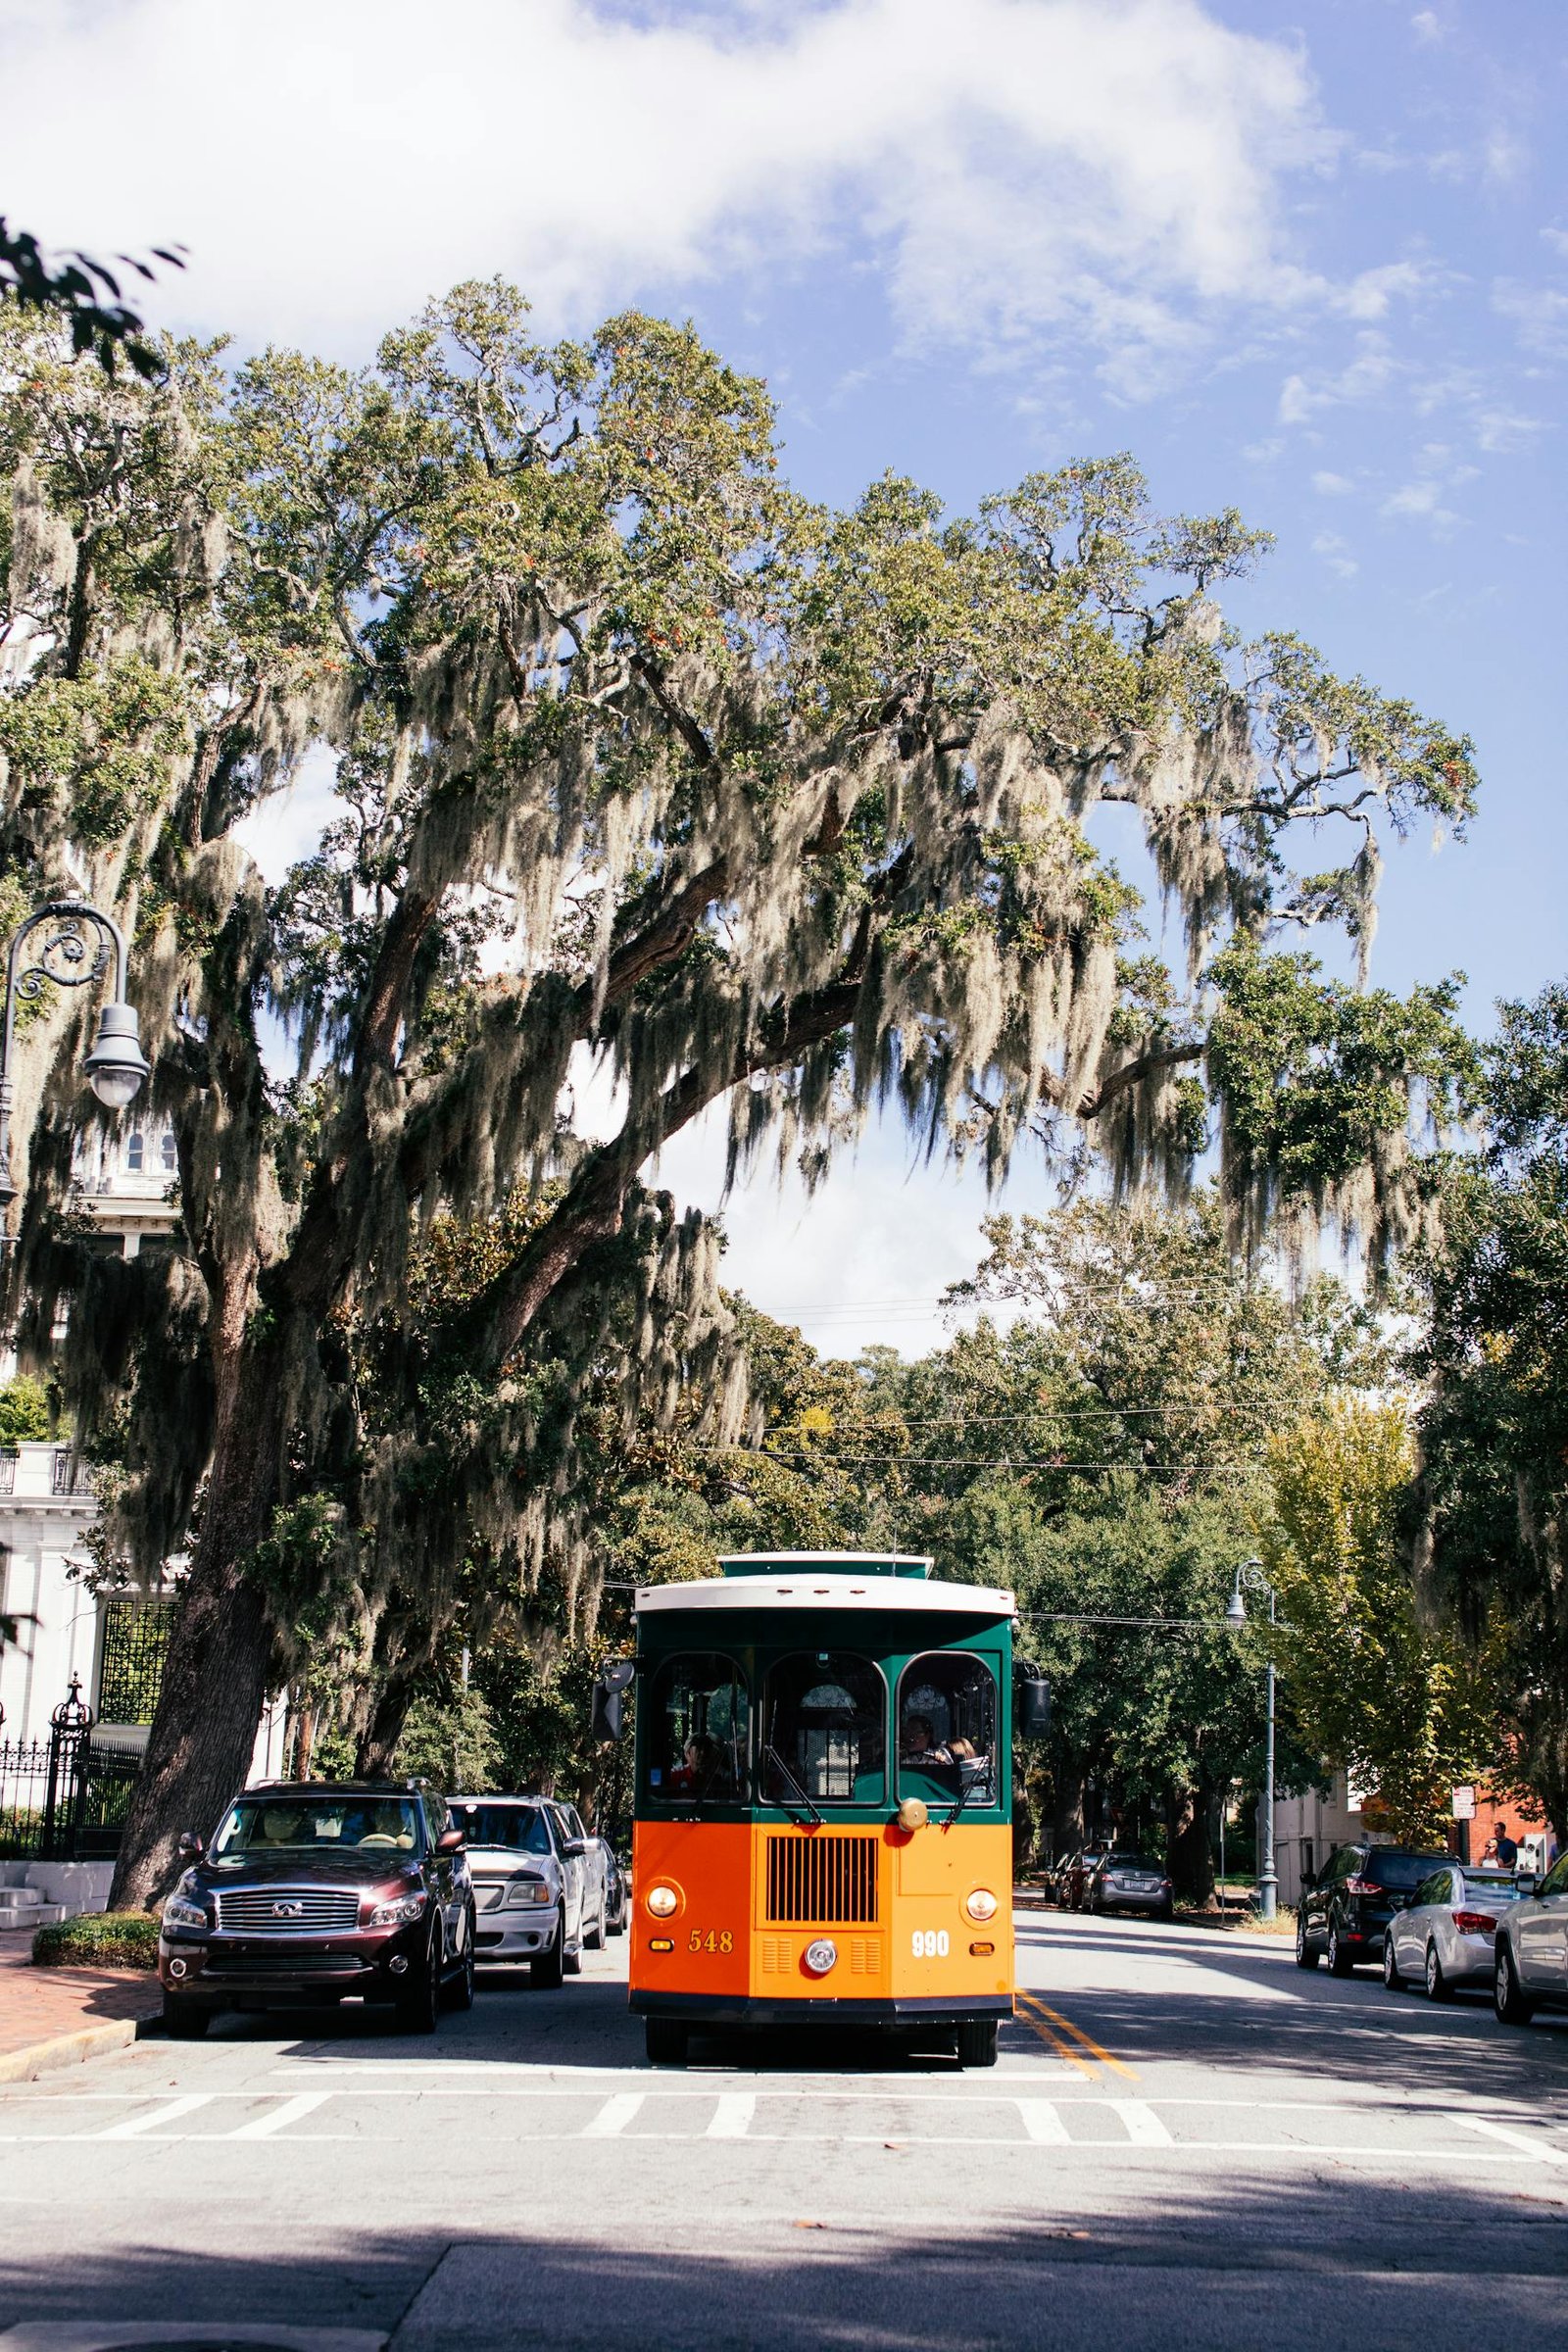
[622,1549,1021,2068]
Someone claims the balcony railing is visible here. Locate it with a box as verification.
[51,1449,93,1496]
[0,1451,16,1496]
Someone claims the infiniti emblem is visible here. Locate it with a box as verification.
[271,1899,304,1919]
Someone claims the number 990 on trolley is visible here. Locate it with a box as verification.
[598,1551,1031,2070]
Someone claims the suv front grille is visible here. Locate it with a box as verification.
[215,1887,361,1934]
[766,1835,878,1924]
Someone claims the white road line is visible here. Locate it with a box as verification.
[1108,2099,1173,2146]
[1015,2099,1070,2143]
[225,2093,330,2140]
[91,2094,216,2140]
[1453,2114,1568,2167]
[582,2092,645,2138]
[706,2094,755,2139]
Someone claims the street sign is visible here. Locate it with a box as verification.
[1451,1785,1476,1820]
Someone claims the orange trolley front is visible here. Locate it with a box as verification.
[623,1551,1018,2068]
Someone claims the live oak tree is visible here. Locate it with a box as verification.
[0,282,1477,1907]
[1412,983,1568,1834]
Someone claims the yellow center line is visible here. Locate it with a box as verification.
[1013,1999,1099,2076]
[1017,1992,1139,2081]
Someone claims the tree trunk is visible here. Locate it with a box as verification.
[356,1678,415,1779]
[1051,1770,1086,1869]
[108,1329,282,1912]
[290,1696,316,1781]
[1166,1783,1216,1908]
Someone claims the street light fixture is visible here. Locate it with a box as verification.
[0,900,150,1209]
[1227,1556,1279,1922]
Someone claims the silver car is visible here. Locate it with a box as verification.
[547,1798,612,1951]
[1382,1863,1528,1999]
[1494,1846,1568,2025]
[1086,1851,1174,1920]
[449,1796,589,1987]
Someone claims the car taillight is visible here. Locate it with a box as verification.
[1452,1911,1497,1936]
[1343,1877,1380,1896]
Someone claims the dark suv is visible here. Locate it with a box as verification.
[157,1781,475,2037]
[1296,1841,1451,1977]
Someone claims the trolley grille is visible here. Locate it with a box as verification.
[215,1886,361,1934]
[765,1835,878,1924]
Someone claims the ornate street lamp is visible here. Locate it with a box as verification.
[0,899,150,1210]
[1227,1556,1279,1921]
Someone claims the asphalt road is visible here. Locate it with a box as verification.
[3,1906,1567,2352]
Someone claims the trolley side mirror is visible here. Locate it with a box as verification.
[1016,1669,1052,1740]
[590,1658,637,1743]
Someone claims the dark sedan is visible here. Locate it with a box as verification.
[157,1781,476,2036]
[1086,1852,1174,1920]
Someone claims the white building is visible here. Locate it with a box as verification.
[1268,1777,1367,1908]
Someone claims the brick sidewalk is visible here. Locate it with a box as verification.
[0,1926,162,2066]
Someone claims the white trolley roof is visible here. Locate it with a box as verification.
[634,1569,1016,1619]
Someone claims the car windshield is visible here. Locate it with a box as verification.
[450,1802,554,1855]
[1106,1855,1161,1873]
[211,1796,421,1858]
[1366,1852,1450,1889]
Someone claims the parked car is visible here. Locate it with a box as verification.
[1382,1865,1529,2000]
[1296,1841,1451,1976]
[1086,1851,1174,1921]
[157,1780,474,2037]
[599,1838,629,1936]
[449,1794,590,1984]
[1493,1847,1568,2026]
[1058,1847,1111,1912]
[548,1798,611,1949]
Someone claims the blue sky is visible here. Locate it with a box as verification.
[5,0,1563,1350]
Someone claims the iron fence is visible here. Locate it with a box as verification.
[0,1679,142,1861]
[0,1735,48,1857]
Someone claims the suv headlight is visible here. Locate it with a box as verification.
[162,1895,209,1934]
[505,1877,554,1907]
[368,1891,427,1927]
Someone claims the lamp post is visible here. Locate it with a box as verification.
[1226,1556,1278,1921]
[0,900,151,1212]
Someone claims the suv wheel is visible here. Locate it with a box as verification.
[532,1906,565,1990]
[1381,1936,1401,1991]
[162,1993,211,2039]
[1327,1919,1354,1978]
[1494,1942,1535,2028]
[445,1909,476,2012]
[586,1892,608,1950]
[1424,1941,1449,2003]
[1295,1912,1320,1972]
[394,1929,441,2034]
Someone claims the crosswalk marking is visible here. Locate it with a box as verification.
[92,2094,215,2140]
[1453,2114,1568,2167]
[706,2094,755,2139]
[1016,2099,1070,2143]
[582,2092,645,2137]
[1107,2098,1172,2146]
[226,2093,329,2140]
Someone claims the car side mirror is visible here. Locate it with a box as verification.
[177,1831,204,1861]
[1015,1668,1052,1739]
[1516,1871,1539,1896]
[563,1837,587,1858]
[591,1658,636,1742]
[435,1827,466,1856]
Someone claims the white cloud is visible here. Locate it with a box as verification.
[1335,260,1436,320]
[1379,479,1458,530]
[1409,9,1442,41]
[1493,278,1568,357]
[231,746,348,884]
[0,0,1328,380]
[1311,469,1354,494]
[1476,408,1545,454]
[1279,334,1396,423]
[1310,530,1357,578]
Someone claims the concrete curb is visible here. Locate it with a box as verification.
[0,2014,160,2085]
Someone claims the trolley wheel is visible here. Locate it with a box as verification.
[645,2016,689,2067]
[956,2018,999,2069]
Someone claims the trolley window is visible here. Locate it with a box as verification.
[643,1652,750,1805]
[897,1652,998,1805]
[760,1652,886,1808]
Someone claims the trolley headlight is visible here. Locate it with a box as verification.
[803,1937,838,1977]
[645,1884,680,1919]
[964,1887,999,1924]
